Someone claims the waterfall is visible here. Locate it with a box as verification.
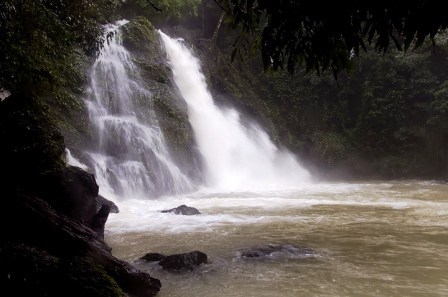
[84,21,193,200]
[159,31,312,190]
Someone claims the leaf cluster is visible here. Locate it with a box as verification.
[215,0,448,77]
[0,0,116,94]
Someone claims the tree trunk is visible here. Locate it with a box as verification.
[212,11,226,44]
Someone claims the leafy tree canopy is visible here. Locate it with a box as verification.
[0,0,116,94]
[214,0,448,76]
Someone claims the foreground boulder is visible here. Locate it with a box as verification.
[0,243,125,297]
[1,194,161,296]
[238,244,315,259]
[161,205,201,215]
[158,251,207,271]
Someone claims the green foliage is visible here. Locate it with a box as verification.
[154,0,201,17]
[123,0,201,19]
[312,132,348,166]
[0,93,66,183]
[0,0,117,94]
[206,25,448,177]
[215,0,448,77]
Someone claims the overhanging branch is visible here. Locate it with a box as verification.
[146,0,162,12]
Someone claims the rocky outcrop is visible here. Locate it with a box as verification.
[43,166,99,226]
[158,251,208,271]
[119,17,202,185]
[91,204,111,239]
[2,194,161,296]
[237,244,315,259]
[0,243,125,297]
[0,93,160,297]
[96,195,120,213]
[161,205,201,215]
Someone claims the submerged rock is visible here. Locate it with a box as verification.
[140,253,166,262]
[238,244,315,259]
[161,205,201,215]
[158,251,208,271]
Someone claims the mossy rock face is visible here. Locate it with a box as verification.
[0,93,66,192]
[122,16,157,52]
[0,243,124,297]
[120,16,202,183]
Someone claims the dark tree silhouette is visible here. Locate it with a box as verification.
[214,0,448,76]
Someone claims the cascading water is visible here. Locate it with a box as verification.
[159,31,312,190]
[84,21,193,200]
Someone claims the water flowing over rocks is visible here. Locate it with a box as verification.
[83,20,194,200]
[237,244,316,259]
[161,205,201,215]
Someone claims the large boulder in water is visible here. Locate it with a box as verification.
[161,205,201,215]
[140,253,166,262]
[238,244,315,259]
[158,251,208,271]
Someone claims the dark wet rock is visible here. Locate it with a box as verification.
[158,251,208,271]
[46,166,99,225]
[2,194,161,297]
[161,204,201,215]
[238,244,315,259]
[0,93,161,296]
[140,253,166,262]
[91,204,111,239]
[96,195,119,213]
[0,243,125,297]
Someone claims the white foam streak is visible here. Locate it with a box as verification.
[65,148,88,170]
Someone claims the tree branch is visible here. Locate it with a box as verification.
[146,0,162,12]
[213,0,230,14]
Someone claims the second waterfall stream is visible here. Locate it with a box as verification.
[158,31,312,191]
[84,22,193,200]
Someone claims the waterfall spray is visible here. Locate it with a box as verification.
[83,21,193,200]
[159,31,312,190]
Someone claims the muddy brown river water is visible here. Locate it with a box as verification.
[106,181,448,296]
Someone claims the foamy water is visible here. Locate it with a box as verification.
[106,181,448,235]
[106,181,448,297]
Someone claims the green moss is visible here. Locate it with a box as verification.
[122,16,156,51]
[0,243,124,297]
[0,94,66,182]
[60,257,125,297]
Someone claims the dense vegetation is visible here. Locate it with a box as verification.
[184,1,448,178]
[214,0,448,77]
